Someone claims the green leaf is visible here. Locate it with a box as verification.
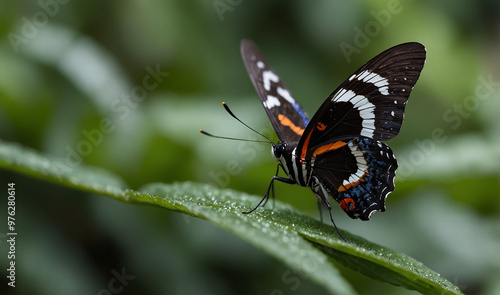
[0,140,127,199]
[0,139,463,295]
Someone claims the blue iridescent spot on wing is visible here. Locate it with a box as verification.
[293,103,310,126]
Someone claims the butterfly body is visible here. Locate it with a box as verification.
[240,39,426,221]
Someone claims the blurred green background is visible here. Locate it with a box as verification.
[1,0,499,294]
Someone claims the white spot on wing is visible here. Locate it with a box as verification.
[277,87,296,104]
[257,61,265,69]
[353,70,389,95]
[333,89,375,138]
[262,70,279,91]
[360,108,375,119]
[377,84,389,95]
[361,120,375,137]
[342,142,369,186]
[263,95,281,109]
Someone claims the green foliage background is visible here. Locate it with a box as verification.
[0,0,499,294]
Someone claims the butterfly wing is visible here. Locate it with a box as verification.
[299,43,425,154]
[312,138,398,220]
[241,39,310,143]
[301,43,426,219]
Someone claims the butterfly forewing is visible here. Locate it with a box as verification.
[240,39,310,143]
[298,42,426,158]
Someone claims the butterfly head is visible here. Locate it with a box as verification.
[271,141,286,160]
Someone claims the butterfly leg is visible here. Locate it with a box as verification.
[261,164,279,208]
[261,175,276,208]
[317,200,324,223]
[242,163,295,214]
[262,163,288,208]
[312,176,348,242]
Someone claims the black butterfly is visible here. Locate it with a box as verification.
[238,39,426,225]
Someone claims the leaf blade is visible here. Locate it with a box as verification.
[140,182,356,295]
[0,139,463,295]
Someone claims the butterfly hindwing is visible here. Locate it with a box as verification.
[312,137,398,220]
[240,39,310,143]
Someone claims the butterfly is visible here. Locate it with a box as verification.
[238,39,426,227]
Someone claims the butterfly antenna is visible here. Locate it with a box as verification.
[199,129,270,143]
[222,102,274,144]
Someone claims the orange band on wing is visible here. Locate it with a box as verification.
[338,174,367,192]
[316,122,326,131]
[278,114,304,136]
[312,141,347,156]
[300,130,313,161]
